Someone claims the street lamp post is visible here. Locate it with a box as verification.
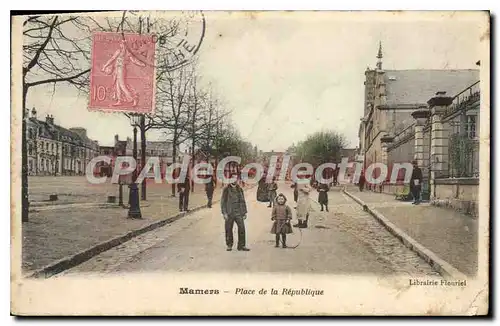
[118,146,125,207]
[128,114,142,219]
[140,114,147,201]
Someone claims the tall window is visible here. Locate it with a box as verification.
[465,115,477,139]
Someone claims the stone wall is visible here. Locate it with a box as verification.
[431,178,479,217]
[381,183,407,196]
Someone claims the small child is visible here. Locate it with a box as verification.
[270,193,293,248]
[317,182,330,212]
[267,178,278,208]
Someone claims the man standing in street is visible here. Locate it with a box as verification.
[205,174,216,208]
[221,175,250,251]
[410,160,423,205]
[178,175,191,212]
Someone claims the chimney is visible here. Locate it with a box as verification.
[435,91,447,97]
[31,107,37,119]
[114,134,119,144]
[46,114,54,124]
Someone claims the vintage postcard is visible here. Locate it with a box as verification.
[11,10,490,316]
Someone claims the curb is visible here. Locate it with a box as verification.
[26,184,257,279]
[343,189,467,280]
[29,202,117,212]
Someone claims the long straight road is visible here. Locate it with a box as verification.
[60,183,441,277]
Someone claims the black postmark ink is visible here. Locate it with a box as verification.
[120,10,206,72]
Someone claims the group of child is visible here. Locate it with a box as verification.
[266,179,330,249]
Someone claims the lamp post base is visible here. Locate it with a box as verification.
[128,183,142,219]
[118,183,124,207]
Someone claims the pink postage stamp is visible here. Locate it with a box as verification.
[89,32,155,113]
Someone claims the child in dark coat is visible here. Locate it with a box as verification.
[317,182,330,212]
[270,193,293,248]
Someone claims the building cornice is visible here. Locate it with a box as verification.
[377,104,426,110]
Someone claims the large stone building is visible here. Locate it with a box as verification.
[358,43,479,171]
[123,137,178,166]
[94,135,180,178]
[25,107,100,176]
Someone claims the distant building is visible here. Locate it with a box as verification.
[339,148,358,182]
[261,150,294,180]
[94,135,180,178]
[128,138,177,167]
[25,107,99,176]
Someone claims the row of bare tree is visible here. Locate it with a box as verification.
[21,12,259,221]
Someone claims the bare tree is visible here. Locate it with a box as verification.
[185,76,205,192]
[22,14,94,222]
[21,12,185,220]
[151,64,195,196]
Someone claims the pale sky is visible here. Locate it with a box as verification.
[25,11,484,150]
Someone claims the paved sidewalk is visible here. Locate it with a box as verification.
[345,186,478,276]
[22,183,231,272]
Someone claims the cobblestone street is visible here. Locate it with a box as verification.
[58,184,441,277]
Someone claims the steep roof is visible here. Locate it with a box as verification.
[125,139,173,152]
[383,69,479,106]
[27,117,98,148]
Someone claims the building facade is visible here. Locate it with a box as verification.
[358,43,479,177]
[125,137,177,168]
[26,108,100,176]
[357,44,481,214]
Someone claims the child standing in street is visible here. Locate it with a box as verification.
[317,182,330,212]
[270,193,293,248]
[267,178,278,208]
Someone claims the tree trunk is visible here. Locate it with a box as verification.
[191,137,195,193]
[171,134,177,197]
[140,116,146,201]
[22,85,29,222]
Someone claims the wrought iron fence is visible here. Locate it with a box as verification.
[438,118,480,179]
[437,81,480,179]
[443,81,480,118]
[446,132,480,178]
